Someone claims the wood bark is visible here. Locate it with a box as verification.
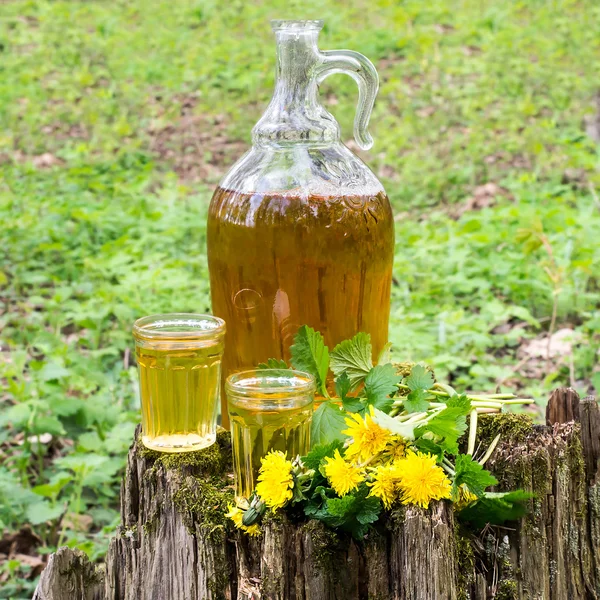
[34,388,600,600]
[32,547,104,600]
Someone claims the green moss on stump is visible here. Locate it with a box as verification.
[303,520,341,573]
[477,413,534,446]
[495,579,518,600]
[137,430,236,543]
[566,426,586,508]
[142,506,162,536]
[173,476,234,542]
[455,526,475,600]
[388,505,407,531]
[137,428,232,476]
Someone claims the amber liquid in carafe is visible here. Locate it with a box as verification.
[207,187,394,381]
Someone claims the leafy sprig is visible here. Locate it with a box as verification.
[230,327,534,540]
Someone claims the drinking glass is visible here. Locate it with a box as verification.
[133,313,225,453]
[226,369,315,499]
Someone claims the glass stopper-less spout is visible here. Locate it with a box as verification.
[252,20,379,150]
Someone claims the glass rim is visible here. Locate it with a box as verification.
[271,19,324,32]
[225,368,316,398]
[132,313,226,341]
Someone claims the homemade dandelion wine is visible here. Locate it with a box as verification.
[226,369,315,500]
[208,21,393,425]
[133,313,225,452]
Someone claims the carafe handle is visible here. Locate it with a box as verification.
[315,50,379,150]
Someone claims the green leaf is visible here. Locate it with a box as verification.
[311,401,349,446]
[0,403,31,428]
[446,394,472,412]
[302,441,344,470]
[335,372,351,400]
[403,389,430,413]
[336,372,367,414]
[405,364,434,392]
[32,473,72,500]
[457,490,533,528]
[364,364,401,412]
[290,326,330,395]
[342,396,366,414]
[31,415,66,436]
[78,432,103,452]
[330,332,373,388]
[376,342,392,365]
[26,501,64,525]
[372,408,416,439]
[257,358,288,369]
[453,454,498,498]
[322,486,381,539]
[415,394,470,455]
[414,437,444,461]
[39,362,70,382]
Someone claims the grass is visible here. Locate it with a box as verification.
[1,0,599,596]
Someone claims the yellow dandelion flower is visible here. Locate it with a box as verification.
[255,450,294,510]
[343,408,391,463]
[225,504,261,536]
[323,449,365,496]
[455,484,478,510]
[395,451,452,509]
[385,436,406,461]
[368,463,402,508]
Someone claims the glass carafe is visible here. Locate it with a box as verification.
[207,20,394,419]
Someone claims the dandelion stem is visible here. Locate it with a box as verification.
[467,410,478,455]
[470,401,504,409]
[442,458,456,476]
[478,434,501,466]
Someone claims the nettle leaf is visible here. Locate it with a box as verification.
[414,437,444,461]
[330,332,373,388]
[257,358,288,369]
[446,394,472,412]
[302,440,344,470]
[26,501,64,525]
[290,326,329,395]
[403,388,430,413]
[453,454,498,498]
[342,396,366,414]
[30,415,66,436]
[415,394,470,454]
[405,364,434,392]
[311,401,349,447]
[373,408,416,440]
[38,362,70,382]
[322,485,381,539]
[336,372,365,413]
[335,372,352,401]
[364,364,401,413]
[458,490,533,529]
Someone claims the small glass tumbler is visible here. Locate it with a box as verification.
[133,313,226,453]
[226,369,315,500]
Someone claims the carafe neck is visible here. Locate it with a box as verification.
[252,21,339,148]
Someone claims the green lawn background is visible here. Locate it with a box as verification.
[1,0,599,595]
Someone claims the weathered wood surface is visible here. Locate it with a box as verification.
[31,547,104,600]
[33,388,600,600]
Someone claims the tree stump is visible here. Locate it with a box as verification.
[34,388,600,600]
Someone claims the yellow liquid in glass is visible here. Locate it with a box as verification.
[229,398,312,500]
[137,341,222,452]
